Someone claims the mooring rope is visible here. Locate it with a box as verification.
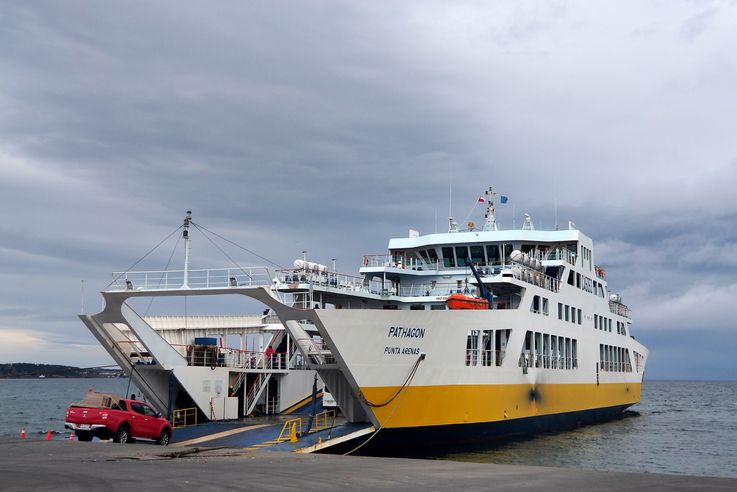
[344,353,425,455]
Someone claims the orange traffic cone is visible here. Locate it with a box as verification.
[46,430,52,441]
[69,432,75,441]
[20,428,26,440]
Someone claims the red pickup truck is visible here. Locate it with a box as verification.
[65,391,172,445]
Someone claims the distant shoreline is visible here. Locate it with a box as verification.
[0,363,123,379]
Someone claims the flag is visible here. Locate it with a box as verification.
[500,195,509,204]
[477,197,485,203]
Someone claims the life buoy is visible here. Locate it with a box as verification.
[363,256,369,266]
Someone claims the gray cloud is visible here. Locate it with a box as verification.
[1,1,736,376]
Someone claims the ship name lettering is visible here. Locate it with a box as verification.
[387,326,425,338]
[384,346,420,355]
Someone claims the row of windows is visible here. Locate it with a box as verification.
[581,245,593,271]
[519,331,578,370]
[594,314,612,331]
[438,244,514,268]
[558,303,582,325]
[465,329,512,367]
[567,269,606,298]
[530,295,549,315]
[599,344,632,372]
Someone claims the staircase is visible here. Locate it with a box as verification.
[244,329,289,415]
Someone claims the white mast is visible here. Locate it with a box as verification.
[482,187,499,231]
[182,210,192,288]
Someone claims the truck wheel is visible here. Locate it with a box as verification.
[113,426,129,444]
[76,431,93,442]
[156,430,170,446]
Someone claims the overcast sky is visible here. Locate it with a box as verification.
[1,1,735,379]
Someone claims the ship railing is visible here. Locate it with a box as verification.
[171,407,198,428]
[275,269,372,294]
[505,267,560,293]
[467,349,507,367]
[519,353,577,370]
[600,361,633,373]
[609,300,631,318]
[173,344,289,370]
[110,267,272,291]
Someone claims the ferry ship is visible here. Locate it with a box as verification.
[81,190,647,451]
[262,187,649,450]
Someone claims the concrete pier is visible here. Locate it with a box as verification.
[0,439,735,491]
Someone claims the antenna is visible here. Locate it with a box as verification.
[80,280,85,314]
[182,210,192,288]
[554,201,558,231]
[448,163,453,219]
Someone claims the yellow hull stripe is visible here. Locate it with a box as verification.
[360,382,642,429]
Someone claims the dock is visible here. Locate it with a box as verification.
[1,438,736,491]
[168,419,374,453]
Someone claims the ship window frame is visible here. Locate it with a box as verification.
[441,247,456,267]
[495,329,510,367]
[572,339,578,369]
[470,245,484,265]
[455,246,470,267]
[503,243,513,261]
[465,330,480,367]
[531,295,541,314]
[481,330,494,366]
[486,244,500,264]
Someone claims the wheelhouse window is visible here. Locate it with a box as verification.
[486,244,500,264]
[470,245,484,264]
[503,244,513,260]
[455,246,469,267]
[442,247,456,267]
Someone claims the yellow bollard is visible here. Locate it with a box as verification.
[289,422,297,443]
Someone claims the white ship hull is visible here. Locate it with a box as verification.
[307,309,647,431]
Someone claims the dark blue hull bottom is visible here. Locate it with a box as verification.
[325,404,634,457]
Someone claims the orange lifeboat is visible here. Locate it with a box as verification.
[445,294,489,310]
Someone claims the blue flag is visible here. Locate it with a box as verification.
[500,195,509,204]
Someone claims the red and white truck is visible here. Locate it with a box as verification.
[65,391,172,445]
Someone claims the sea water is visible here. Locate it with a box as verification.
[0,379,735,478]
[440,380,737,478]
[0,378,136,439]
